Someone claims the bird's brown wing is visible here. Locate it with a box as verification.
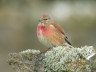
[52,22,72,45]
[64,36,72,45]
[52,22,65,35]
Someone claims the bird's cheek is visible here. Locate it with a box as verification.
[45,20,48,24]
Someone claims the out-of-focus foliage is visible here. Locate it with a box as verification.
[0,0,96,72]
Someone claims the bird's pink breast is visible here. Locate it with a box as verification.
[37,25,52,36]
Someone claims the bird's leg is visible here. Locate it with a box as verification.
[41,48,50,54]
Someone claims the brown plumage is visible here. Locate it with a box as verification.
[37,14,72,49]
[52,23,72,45]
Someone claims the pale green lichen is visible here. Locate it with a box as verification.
[20,49,40,54]
[7,46,96,72]
[8,49,43,72]
[43,46,95,72]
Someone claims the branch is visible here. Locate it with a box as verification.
[7,46,96,72]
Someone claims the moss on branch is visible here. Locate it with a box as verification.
[7,46,96,72]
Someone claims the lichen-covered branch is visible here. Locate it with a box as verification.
[7,46,96,72]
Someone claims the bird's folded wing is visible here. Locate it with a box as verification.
[52,22,72,45]
[52,22,65,35]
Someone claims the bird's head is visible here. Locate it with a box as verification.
[39,14,54,26]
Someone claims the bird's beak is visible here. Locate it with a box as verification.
[39,18,45,26]
[39,18,43,22]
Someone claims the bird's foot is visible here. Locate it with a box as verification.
[40,48,50,54]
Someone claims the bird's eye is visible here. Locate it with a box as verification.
[44,19,48,20]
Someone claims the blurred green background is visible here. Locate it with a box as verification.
[0,0,96,72]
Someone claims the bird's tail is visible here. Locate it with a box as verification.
[63,43,74,48]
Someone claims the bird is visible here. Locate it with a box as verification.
[37,14,72,53]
